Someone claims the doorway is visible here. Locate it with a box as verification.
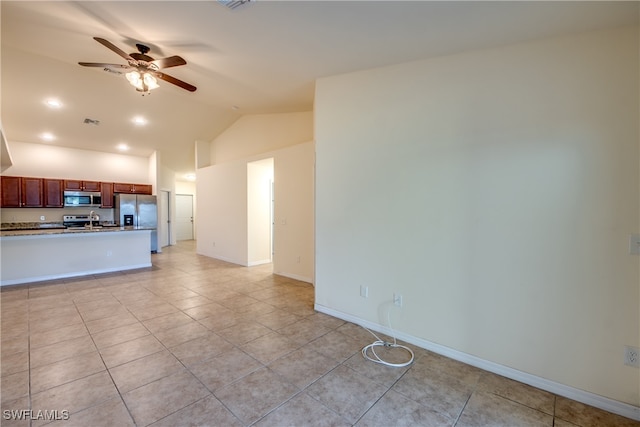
[247,158,274,266]
[175,194,194,241]
[159,190,171,248]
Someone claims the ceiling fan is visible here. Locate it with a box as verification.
[79,37,197,93]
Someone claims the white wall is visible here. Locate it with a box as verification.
[273,141,315,283]
[3,141,150,182]
[176,181,196,195]
[315,26,639,409]
[1,128,13,172]
[211,112,313,165]
[196,141,314,282]
[197,112,314,282]
[196,160,248,265]
[1,141,154,224]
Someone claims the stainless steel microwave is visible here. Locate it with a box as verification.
[63,191,102,207]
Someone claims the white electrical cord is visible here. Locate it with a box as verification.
[361,310,414,368]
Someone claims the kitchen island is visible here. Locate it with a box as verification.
[0,227,153,286]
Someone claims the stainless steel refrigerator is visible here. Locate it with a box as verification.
[114,194,158,252]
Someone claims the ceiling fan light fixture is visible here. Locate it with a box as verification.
[125,70,159,92]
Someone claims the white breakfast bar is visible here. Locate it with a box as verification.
[0,227,152,286]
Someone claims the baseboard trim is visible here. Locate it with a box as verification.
[273,270,314,284]
[0,263,152,287]
[248,259,272,267]
[314,303,640,421]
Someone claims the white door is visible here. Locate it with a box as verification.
[159,190,170,247]
[175,194,194,241]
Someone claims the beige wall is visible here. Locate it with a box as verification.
[196,159,248,264]
[2,141,150,182]
[197,112,314,282]
[315,26,639,410]
[0,141,155,224]
[0,142,180,251]
[210,112,313,165]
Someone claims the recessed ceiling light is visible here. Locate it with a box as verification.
[40,132,55,141]
[116,143,129,151]
[45,98,62,108]
[185,173,196,181]
[132,116,147,126]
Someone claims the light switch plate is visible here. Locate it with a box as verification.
[630,234,640,255]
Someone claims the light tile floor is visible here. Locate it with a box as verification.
[1,241,638,427]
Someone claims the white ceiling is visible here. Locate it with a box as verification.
[2,1,637,180]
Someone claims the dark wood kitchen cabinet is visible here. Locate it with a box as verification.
[21,177,44,207]
[64,180,101,192]
[100,182,114,208]
[43,178,64,208]
[113,182,152,195]
[0,176,44,207]
[1,176,23,207]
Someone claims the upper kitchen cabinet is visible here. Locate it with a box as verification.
[1,176,22,207]
[64,180,101,192]
[101,182,114,208]
[113,183,152,195]
[0,176,44,207]
[44,178,64,208]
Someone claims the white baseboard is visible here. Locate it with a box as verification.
[314,303,640,422]
[273,270,314,284]
[0,263,152,287]
[248,259,272,267]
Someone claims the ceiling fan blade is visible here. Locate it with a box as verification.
[78,62,130,69]
[151,55,187,70]
[155,72,197,92]
[93,37,132,60]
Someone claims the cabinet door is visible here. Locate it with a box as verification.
[44,179,64,208]
[22,177,44,207]
[83,181,101,192]
[113,183,132,193]
[1,176,22,207]
[132,184,152,195]
[101,182,114,208]
[64,180,83,191]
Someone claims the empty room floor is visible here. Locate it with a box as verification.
[1,241,638,427]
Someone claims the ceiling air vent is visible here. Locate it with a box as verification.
[217,0,253,10]
[83,118,100,126]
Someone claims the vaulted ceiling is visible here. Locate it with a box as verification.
[2,1,636,179]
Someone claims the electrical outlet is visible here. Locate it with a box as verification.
[393,293,403,307]
[40,215,46,221]
[624,346,639,368]
[360,285,368,298]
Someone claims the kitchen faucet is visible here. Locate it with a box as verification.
[89,210,99,229]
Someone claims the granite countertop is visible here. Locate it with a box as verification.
[0,223,155,237]
[0,221,66,231]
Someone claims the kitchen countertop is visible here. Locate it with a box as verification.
[1,226,153,286]
[0,226,155,237]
